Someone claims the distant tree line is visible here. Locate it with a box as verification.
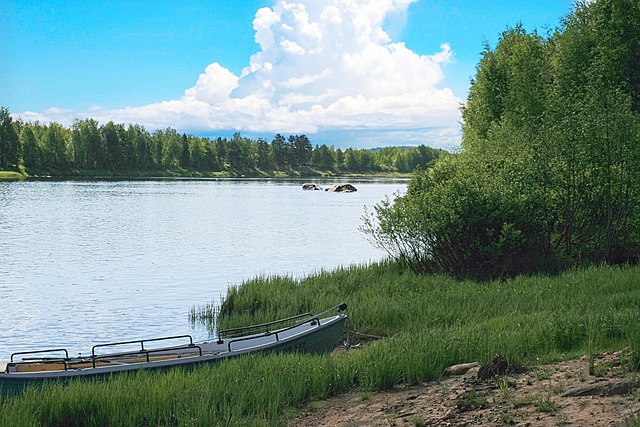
[0,112,443,175]
[363,0,640,280]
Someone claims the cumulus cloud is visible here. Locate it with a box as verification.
[19,0,463,148]
[183,63,239,104]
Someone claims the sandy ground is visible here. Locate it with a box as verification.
[288,350,640,427]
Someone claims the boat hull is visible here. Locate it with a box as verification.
[0,312,347,395]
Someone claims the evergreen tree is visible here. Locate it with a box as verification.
[271,134,288,169]
[180,134,190,169]
[102,122,124,170]
[0,108,20,169]
[20,124,40,169]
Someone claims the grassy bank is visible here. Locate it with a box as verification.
[2,262,639,426]
[0,171,25,180]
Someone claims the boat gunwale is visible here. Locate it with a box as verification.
[1,312,347,380]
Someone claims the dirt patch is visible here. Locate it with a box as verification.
[288,350,640,426]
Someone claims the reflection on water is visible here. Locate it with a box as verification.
[0,178,406,359]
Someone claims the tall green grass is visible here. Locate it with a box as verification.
[2,262,639,426]
[212,261,640,361]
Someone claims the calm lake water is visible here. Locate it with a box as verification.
[0,178,405,359]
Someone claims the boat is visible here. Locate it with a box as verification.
[0,303,348,395]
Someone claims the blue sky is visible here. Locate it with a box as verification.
[3,0,577,149]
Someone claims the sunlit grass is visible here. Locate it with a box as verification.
[0,171,25,180]
[2,262,639,426]
[212,262,640,364]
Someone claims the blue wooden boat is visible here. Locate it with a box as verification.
[0,304,348,395]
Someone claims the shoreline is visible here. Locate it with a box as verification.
[0,168,414,181]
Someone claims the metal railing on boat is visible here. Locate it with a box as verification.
[7,348,71,373]
[218,312,314,338]
[10,348,69,362]
[5,304,348,373]
[5,335,204,372]
[90,334,203,367]
[225,317,320,352]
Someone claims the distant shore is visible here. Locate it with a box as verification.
[0,168,413,181]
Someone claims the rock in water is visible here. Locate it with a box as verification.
[325,183,357,192]
[302,183,323,190]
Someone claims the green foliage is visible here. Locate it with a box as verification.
[19,125,40,169]
[462,25,549,148]
[363,153,556,279]
[0,108,20,169]
[42,122,71,171]
[0,109,443,176]
[365,0,640,279]
[373,145,442,173]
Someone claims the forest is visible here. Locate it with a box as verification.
[0,111,443,176]
[363,0,640,279]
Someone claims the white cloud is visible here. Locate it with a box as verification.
[16,0,463,148]
[253,7,280,50]
[183,63,238,104]
[17,107,76,124]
